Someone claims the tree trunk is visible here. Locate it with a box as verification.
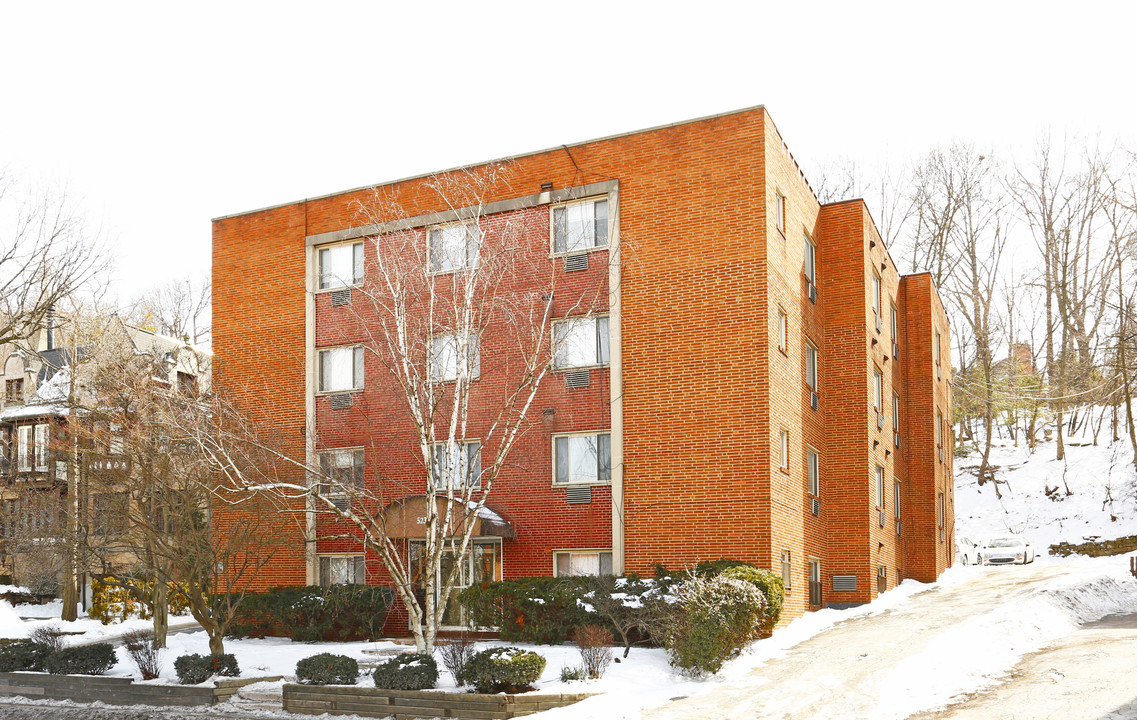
[208,630,225,656]
[152,579,168,648]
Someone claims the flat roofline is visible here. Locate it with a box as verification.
[212,104,768,222]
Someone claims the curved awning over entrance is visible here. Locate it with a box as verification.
[380,495,516,540]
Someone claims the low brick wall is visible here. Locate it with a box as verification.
[0,672,280,706]
[283,684,594,719]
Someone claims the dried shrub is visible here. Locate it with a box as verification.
[122,629,163,680]
[438,633,476,686]
[28,624,66,653]
[575,624,613,679]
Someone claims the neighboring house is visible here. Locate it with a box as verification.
[0,315,210,600]
[211,105,955,626]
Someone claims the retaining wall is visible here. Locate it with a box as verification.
[283,683,594,719]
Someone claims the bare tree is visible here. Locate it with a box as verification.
[131,276,211,345]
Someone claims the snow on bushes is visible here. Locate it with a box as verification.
[295,652,359,685]
[372,652,438,690]
[459,647,546,694]
[44,643,118,675]
[660,572,767,676]
[174,653,239,684]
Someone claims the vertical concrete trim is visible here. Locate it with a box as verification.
[304,226,318,585]
[607,183,625,574]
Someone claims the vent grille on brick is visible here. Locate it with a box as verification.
[565,485,592,504]
[330,393,352,409]
[564,253,589,272]
[565,369,590,388]
[331,288,351,306]
[832,574,857,592]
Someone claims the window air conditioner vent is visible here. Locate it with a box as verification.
[331,496,349,510]
[810,391,819,411]
[808,283,818,304]
[564,253,589,272]
[565,369,591,388]
[330,393,352,410]
[565,484,592,504]
[331,288,351,306]
[811,497,820,516]
[877,412,885,430]
[832,574,858,592]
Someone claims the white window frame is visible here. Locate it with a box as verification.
[890,303,898,339]
[935,330,942,375]
[318,345,364,393]
[937,492,945,529]
[17,425,32,472]
[553,549,613,577]
[871,271,882,321]
[428,223,481,274]
[805,339,818,391]
[936,410,943,447]
[318,554,366,586]
[778,429,789,471]
[873,368,884,412]
[318,241,364,290]
[552,198,609,255]
[775,189,786,235]
[553,315,610,370]
[34,424,48,471]
[431,440,482,490]
[894,480,901,519]
[781,549,792,590]
[553,431,611,485]
[429,332,481,383]
[806,447,820,496]
[875,466,885,508]
[777,307,788,352]
[803,232,817,287]
[318,448,365,497]
[892,392,901,431]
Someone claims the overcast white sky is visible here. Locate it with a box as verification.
[2,1,1135,303]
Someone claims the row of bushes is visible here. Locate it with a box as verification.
[227,584,393,642]
[458,559,783,676]
[0,640,117,675]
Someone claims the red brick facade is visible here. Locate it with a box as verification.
[212,106,953,625]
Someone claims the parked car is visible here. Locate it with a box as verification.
[978,535,1035,565]
[956,537,980,565]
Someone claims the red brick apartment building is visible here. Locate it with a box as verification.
[212,106,954,626]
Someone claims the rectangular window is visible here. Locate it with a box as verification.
[411,540,500,626]
[91,493,129,536]
[937,492,945,528]
[34,424,48,471]
[808,559,822,606]
[554,432,611,485]
[429,223,481,273]
[934,330,942,373]
[875,466,885,508]
[775,189,786,235]
[429,332,480,383]
[318,242,364,290]
[554,550,613,577]
[319,448,365,496]
[553,316,610,369]
[5,379,22,403]
[936,410,943,447]
[805,340,818,391]
[781,550,792,590]
[553,198,608,254]
[803,232,817,286]
[777,308,787,352]
[873,368,883,411]
[890,303,898,339]
[871,271,882,320]
[806,447,820,496]
[778,429,789,471]
[892,392,900,431]
[432,441,482,490]
[318,346,364,392]
[319,555,366,586]
[17,426,32,472]
[894,480,901,519]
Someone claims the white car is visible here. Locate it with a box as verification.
[978,535,1035,565]
[956,537,980,565]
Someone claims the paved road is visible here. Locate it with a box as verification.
[645,562,1136,720]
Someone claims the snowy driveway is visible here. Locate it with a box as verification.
[644,559,1137,720]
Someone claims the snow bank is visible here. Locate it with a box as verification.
[0,600,29,639]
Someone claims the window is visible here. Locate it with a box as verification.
[892,392,900,431]
[5,379,22,403]
[318,242,364,290]
[177,371,197,395]
[937,492,945,528]
[890,303,898,341]
[777,308,787,352]
[318,346,364,392]
[808,559,822,606]
[803,232,817,286]
[934,330,942,376]
[805,340,818,391]
[936,410,943,447]
[429,332,481,382]
[871,271,882,321]
[775,189,786,235]
[412,540,500,626]
[877,565,887,593]
[431,441,482,489]
[17,426,32,472]
[34,424,48,471]
[554,550,613,577]
[429,223,481,273]
[894,480,901,519]
[553,316,609,369]
[91,493,129,536]
[778,429,789,471]
[875,466,885,508]
[806,447,820,496]
[781,550,792,590]
[554,432,611,485]
[319,555,366,586]
[319,448,365,496]
[553,198,608,254]
[873,368,883,411]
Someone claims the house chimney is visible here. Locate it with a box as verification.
[46,305,55,350]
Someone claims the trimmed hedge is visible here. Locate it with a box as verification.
[44,643,117,676]
[460,647,546,694]
[296,653,359,685]
[458,577,592,645]
[372,653,438,691]
[174,653,240,684]
[664,573,766,676]
[228,584,393,642]
[0,640,52,672]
